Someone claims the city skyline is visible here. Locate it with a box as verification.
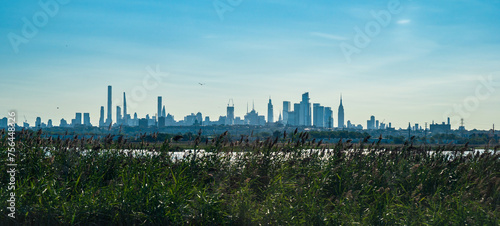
[1,85,493,131]
[1,1,499,129]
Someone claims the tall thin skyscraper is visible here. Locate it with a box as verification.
[267,98,274,124]
[338,95,345,128]
[157,96,162,121]
[116,106,122,125]
[123,92,127,124]
[107,85,112,125]
[99,106,104,127]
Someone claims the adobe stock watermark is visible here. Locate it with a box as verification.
[124,65,169,111]
[339,0,411,63]
[7,0,70,54]
[444,73,499,127]
[213,0,243,21]
[6,111,17,219]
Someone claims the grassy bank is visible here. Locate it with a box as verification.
[1,129,499,225]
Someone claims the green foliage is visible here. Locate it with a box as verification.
[0,129,499,224]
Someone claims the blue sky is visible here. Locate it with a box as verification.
[1,0,499,129]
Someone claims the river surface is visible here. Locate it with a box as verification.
[62,148,497,161]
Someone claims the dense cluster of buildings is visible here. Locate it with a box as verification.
[0,85,486,135]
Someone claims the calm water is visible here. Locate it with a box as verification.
[52,148,497,161]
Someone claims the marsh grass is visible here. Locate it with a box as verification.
[0,129,499,225]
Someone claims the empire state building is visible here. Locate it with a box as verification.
[338,95,344,128]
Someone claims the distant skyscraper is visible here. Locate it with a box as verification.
[74,113,82,125]
[324,107,333,128]
[267,98,274,124]
[367,115,376,130]
[84,113,91,126]
[35,117,41,128]
[244,104,261,126]
[162,106,166,117]
[123,92,127,124]
[313,103,324,127]
[293,103,300,126]
[107,85,112,125]
[226,99,234,125]
[338,95,345,128]
[283,101,290,125]
[300,92,311,126]
[47,119,53,128]
[0,117,7,128]
[157,96,162,121]
[116,106,122,125]
[60,118,68,127]
[99,106,105,127]
[196,112,202,125]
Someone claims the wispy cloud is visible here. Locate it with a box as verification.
[310,32,348,41]
[397,19,411,25]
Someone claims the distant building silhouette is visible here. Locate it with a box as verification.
[430,119,451,133]
[158,116,165,128]
[367,115,375,130]
[72,113,82,126]
[338,95,344,128]
[282,101,290,125]
[300,92,311,126]
[123,92,128,125]
[106,85,112,126]
[244,102,265,126]
[313,103,324,127]
[324,107,333,128]
[157,96,162,122]
[116,106,122,125]
[83,113,91,126]
[35,117,41,128]
[99,106,105,127]
[138,118,148,128]
[226,99,234,125]
[60,118,68,127]
[293,103,300,126]
[267,98,274,124]
[0,117,7,128]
